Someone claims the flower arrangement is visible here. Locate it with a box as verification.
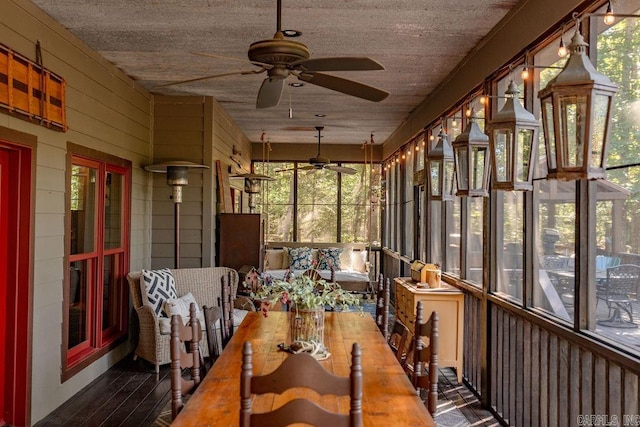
[250,272,362,317]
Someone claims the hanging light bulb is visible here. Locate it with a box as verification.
[465,108,472,117]
[521,66,530,80]
[604,1,615,25]
[557,37,568,57]
[452,118,458,127]
[480,96,487,105]
[415,145,420,152]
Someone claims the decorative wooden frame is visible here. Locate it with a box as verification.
[0,43,67,131]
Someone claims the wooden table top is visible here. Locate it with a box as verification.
[172,311,435,426]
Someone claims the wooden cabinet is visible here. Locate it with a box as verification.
[217,214,262,271]
[394,277,464,383]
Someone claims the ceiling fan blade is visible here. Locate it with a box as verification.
[298,72,389,102]
[299,165,315,171]
[155,69,264,88]
[326,165,357,175]
[256,78,285,109]
[291,57,385,72]
[275,167,295,173]
[190,51,271,68]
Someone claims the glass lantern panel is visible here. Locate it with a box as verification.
[471,146,487,191]
[516,128,534,183]
[493,129,510,182]
[456,146,469,191]
[444,159,455,197]
[559,94,588,168]
[429,161,441,197]
[591,94,610,168]
[542,98,556,169]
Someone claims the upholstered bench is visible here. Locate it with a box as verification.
[262,242,373,294]
[127,267,254,372]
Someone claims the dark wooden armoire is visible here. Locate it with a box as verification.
[217,213,262,271]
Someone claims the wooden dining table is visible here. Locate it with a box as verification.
[172,310,436,426]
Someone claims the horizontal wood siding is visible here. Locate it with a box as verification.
[490,303,640,427]
[151,96,252,269]
[1,0,154,423]
[152,97,206,269]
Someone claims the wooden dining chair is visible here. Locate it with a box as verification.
[219,272,235,347]
[169,302,203,420]
[240,341,363,427]
[410,301,439,414]
[375,274,390,339]
[202,305,223,364]
[388,319,411,363]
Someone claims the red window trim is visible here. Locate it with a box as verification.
[62,145,131,380]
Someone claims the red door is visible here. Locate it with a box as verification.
[0,148,8,424]
[0,141,32,427]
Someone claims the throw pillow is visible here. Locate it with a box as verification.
[264,249,284,270]
[163,292,205,328]
[351,250,369,273]
[284,247,313,270]
[163,292,200,318]
[317,247,344,270]
[142,268,177,317]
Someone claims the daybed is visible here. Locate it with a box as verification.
[127,267,254,372]
[262,242,373,294]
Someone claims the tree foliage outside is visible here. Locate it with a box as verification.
[256,161,380,244]
[596,15,640,254]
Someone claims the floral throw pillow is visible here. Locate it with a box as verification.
[284,247,313,270]
[142,268,178,317]
[317,247,343,270]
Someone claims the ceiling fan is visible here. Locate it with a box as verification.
[278,126,357,175]
[160,0,389,109]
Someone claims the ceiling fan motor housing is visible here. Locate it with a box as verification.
[309,156,330,166]
[248,35,310,80]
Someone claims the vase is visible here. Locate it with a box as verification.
[290,306,325,345]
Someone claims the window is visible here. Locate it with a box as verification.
[298,166,337,242]
[591,7,640,348]
[341,164,380,244]
[257,161,380,243]
[402,144,414,257]
[261,162,294,241]
[66,151,130,375]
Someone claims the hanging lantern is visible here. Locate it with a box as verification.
[489,81,539,191]
[427,127,455,201]
[538,27,618,180]
[452,110,491,197]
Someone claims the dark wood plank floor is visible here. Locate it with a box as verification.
[35,357,172,427]
[35,354,503,427]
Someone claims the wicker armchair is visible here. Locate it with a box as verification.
[127,267,255,372]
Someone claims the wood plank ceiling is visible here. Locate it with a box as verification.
[30,0,519,146]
